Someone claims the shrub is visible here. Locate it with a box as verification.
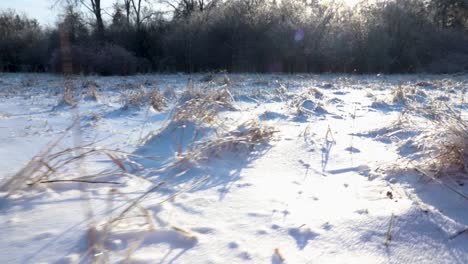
[49,43,138,75]
[92,44,137,75]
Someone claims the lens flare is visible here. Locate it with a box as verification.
[294,29,304,42]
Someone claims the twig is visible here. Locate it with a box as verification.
[36,179,121,184]
[450,228,468,240]
[413,165,468,200]
[274,248,285,263]
[384,213,395,246]
[110,182,166,224]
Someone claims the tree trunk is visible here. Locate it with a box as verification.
[89,0,105,38]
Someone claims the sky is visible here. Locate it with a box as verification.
[0,0,117,26]
[0,0,362,27]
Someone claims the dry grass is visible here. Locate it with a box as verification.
[21,78,38,87]
[82,80,98,89]
[390,84,427,104]
[416,81,432,87]
[173,86,235,124]
[252,78,270,86]
[200,73,214,83]
[428,109,468,176]
[0,124,155,197]
[122,86,146,110]
[122,85,167,111]
[57,80,76,107]
[1,76,287,262]
[0,111,10,119]
[143,79,158,87]
[397,102,468,179]
[200,119,277,152]
[274,248,285,263]
[222,74,232,86]
[139,84,239,163]
[149,88,167,111]
[291,87,327,115]
[81,80,100,102]
[169,119,277,169]
[0,79,280,263]
[163,85,177,100]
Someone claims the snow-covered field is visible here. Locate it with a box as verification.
[0,73,467,264]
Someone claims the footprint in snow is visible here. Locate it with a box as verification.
[288,226,319,249]
[322,222,333,230]
[271,224,281,230]
[298,159,311,169]
[355,209,369,215]
[345,146,361,153]
[236,183,252,188]
[259,111,288,121]
[217,187,229,194]
[228,241,239,249]
[248,212,269,218]
[33,232,55,241]
[237,251,252,260]
[330,115,344,120]
[333,91,348,95]
[191,227,216,234]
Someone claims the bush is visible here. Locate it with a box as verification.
[92,44,137,75]
[0,10,48,72]
[3,0,468,74]
[50,43,138,75]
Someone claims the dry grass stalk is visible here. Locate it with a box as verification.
[122,85,167,111]
[391,84,407,103]
[187,78,195,92]
[83,81,99,101]
[82,79,98,89]
[0,120,77,196]
[122,86,146,110]
[390,84,427,104]
[171,226,198,240]
[200,74,214,83]
[291,88,327,115]
[24,147,138,186]
[149,88,167,111]
[274,248,285,263]
[163,85,177,100]
[409,104,468,178]
[306,87,324,99]
[0,128,154,197]
[107,187,159,229]
[109,182,165,225]
[384,213,395,247]
[169,119,277,169]
[90,177,209,263]
[223,74,232,86]
[431,110,467,176]
[21,78,38,87]
[57,80,76,107]
[173,87,235,124]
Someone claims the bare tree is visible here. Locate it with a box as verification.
[127,0,163,29]
[131,0,144,28]
[56,0,105,37]
[123,0,131,24]
[430,0,468,29]
[160,0,219,18]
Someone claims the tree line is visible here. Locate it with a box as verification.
[0,0,467,75]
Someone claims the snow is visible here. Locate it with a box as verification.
[0,73,467,263]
